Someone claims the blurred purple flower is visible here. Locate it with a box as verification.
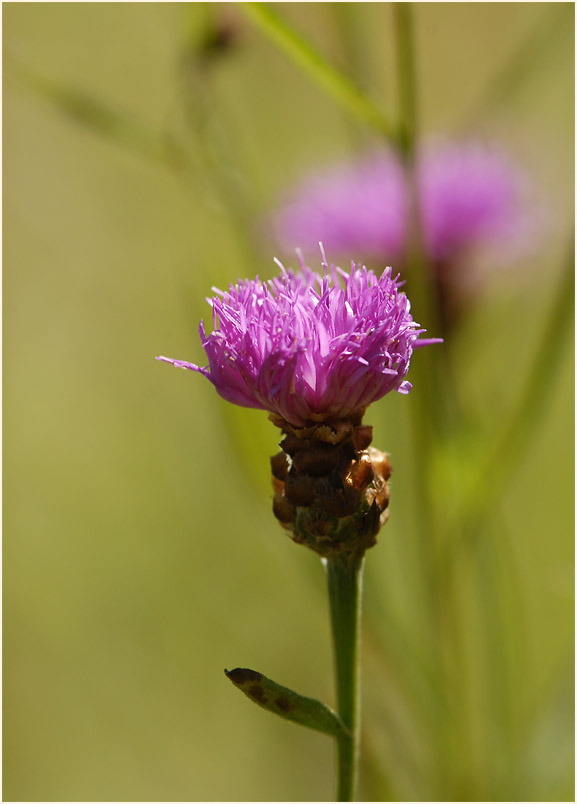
[272,141,538,267]
[157,252,439,428]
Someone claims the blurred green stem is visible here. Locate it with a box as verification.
[327,555,364,801]
[393,4,440,349]
[393,11,464,794]
[392,3,440,591]
[241,3,396,142]
[394,4,417,163]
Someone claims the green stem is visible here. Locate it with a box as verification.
[393,11,462,794]
[393,4,442,356]
[327,555,364,801]
[392,2,439,598]
[393,3,418,163]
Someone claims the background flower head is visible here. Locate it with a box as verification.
[157,253,438,427]
[271,140,542,271]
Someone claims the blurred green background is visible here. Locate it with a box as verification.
[3,3,574,801]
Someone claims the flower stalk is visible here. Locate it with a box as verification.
[327,554,364,802]
[157,255,440,800]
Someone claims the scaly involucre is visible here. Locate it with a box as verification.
[157,254,437,427]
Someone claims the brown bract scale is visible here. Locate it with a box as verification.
[270,452,290,481]
[270,414,392,560]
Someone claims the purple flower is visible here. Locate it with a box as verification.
[272,141,537,267]
[157,252,439,428]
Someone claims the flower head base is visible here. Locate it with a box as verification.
[157,252,438,428]
[270,419,392,559]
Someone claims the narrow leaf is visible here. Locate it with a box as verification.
[225,667,348,738]
[240,3,396,143]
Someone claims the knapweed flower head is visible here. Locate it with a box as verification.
[272,141,539,268]
[157,251,438,429]
[158,252,440,558]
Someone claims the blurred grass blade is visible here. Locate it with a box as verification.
[9,59,185,169]
[393,4,418,161]
[225,667,348,738]
[240,2,396,142]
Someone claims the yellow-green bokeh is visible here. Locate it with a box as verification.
[4,3,574,801]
